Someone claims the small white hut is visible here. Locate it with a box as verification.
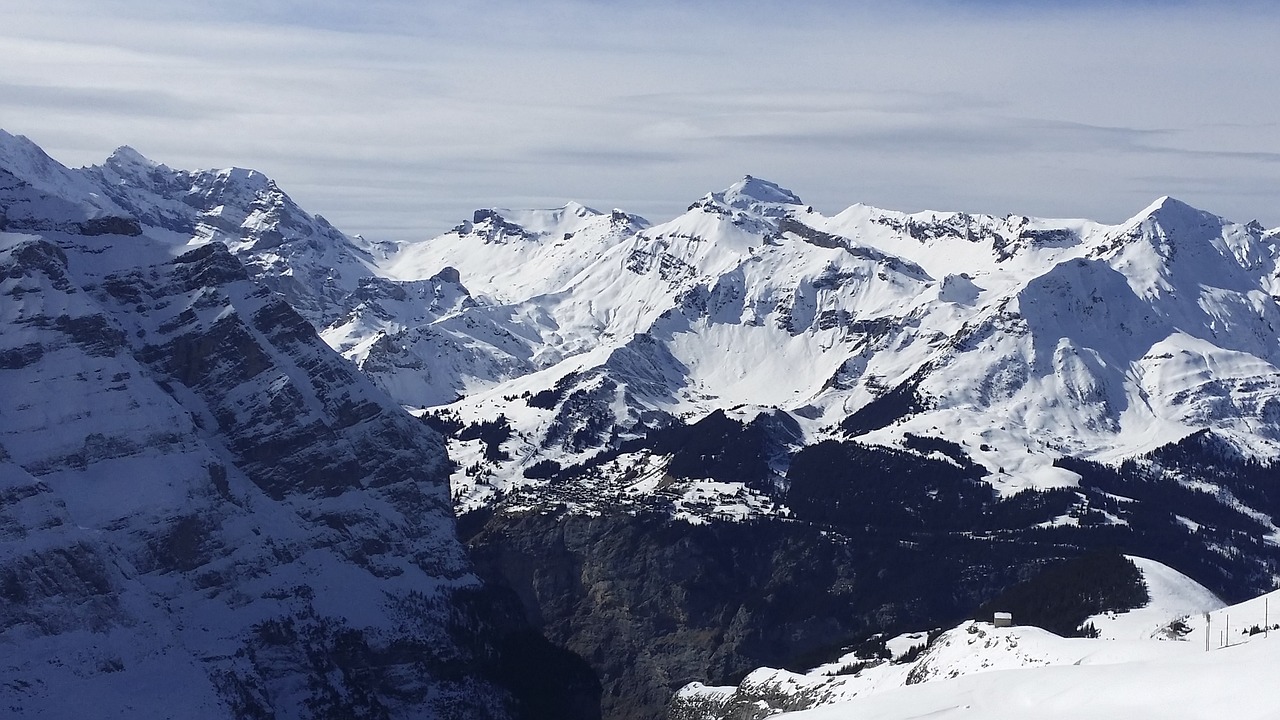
[993,612,1014,627]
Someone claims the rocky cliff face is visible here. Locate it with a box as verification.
[0,143,599,718]
[457,428,1280,720]
[464,509,1071,720]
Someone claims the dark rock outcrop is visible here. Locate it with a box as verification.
[467,511,1053,720]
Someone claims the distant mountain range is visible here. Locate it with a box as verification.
[4,129,1280,720]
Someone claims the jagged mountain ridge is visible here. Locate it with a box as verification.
[15,131,1280,494]
[399,178,1280,517]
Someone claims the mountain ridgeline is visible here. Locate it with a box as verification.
[4,130,1280,720]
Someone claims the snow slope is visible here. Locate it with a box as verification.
[672,559,1268,720]
[1086,556,1225,640]
[385,203,648,303]
[782,635,1280,720]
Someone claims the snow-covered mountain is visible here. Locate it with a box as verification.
[380,175,1280,524]
[44,133,1280,504]
[383,173,1280,719]
[371,172,1280,718]
[7,129,1280,720]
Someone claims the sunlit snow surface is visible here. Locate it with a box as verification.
[784,636,1280,720]
[389,180,1280,514]
[676,558,1280,720]
[1084,557,1225,640]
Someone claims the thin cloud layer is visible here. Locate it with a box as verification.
[3,0,1278,239]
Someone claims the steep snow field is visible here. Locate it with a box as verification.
[1085,557,1225,640]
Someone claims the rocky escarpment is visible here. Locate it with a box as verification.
[465,510,1062,720]
[0,225,598,718]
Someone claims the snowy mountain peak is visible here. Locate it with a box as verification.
[723,175,803,207]
[452,201,642,247]
[1088,195,1244,267]
[104,145,162,171]
[0,130,69,187]
[1125,195,1225,237]
[0,131,133,228]
[461,208,540,244]
[562,199,601,217]
[209,165,274,194]
[690,176,804,220]
[0,129,60,170]
[0,129,44,162]
[94,146,180,201]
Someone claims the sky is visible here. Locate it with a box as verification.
[3,0,1279,241]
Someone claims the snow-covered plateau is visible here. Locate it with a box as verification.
[5,128,1280,720]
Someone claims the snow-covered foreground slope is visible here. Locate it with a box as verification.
[1085,556,1225,640]
[783,635,1280,720]
[672,558,1278,720]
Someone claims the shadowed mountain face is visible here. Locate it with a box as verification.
[0,134,601,720]
[6,130,1280,720]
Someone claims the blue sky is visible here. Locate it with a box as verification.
[3,0,1278,239]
